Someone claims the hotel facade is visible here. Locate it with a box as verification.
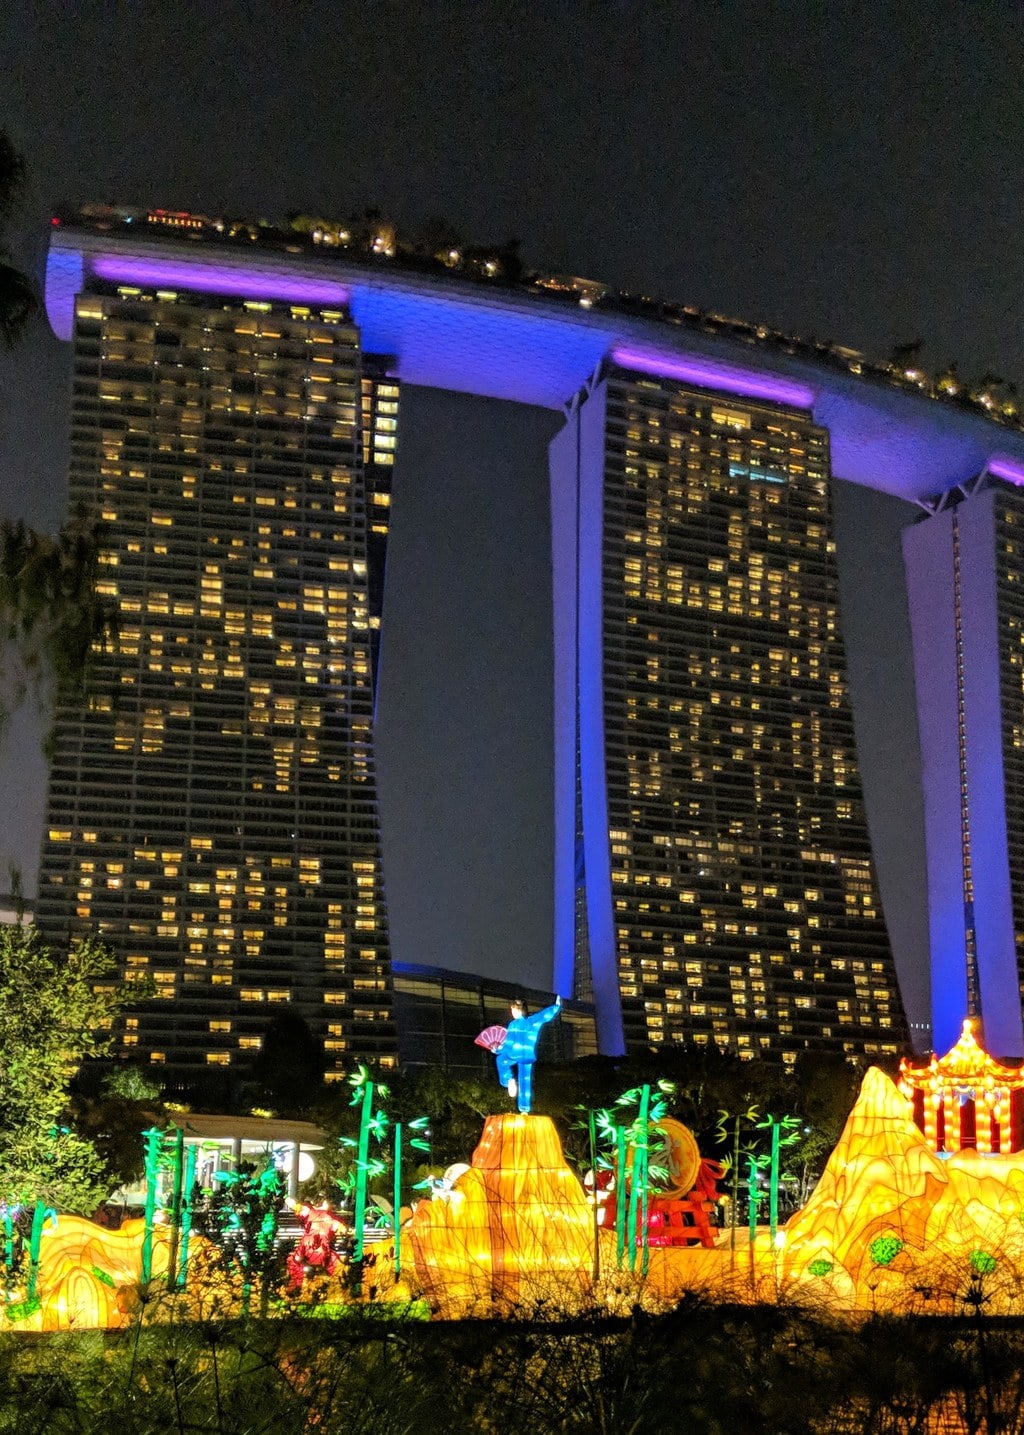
[36,272,397,1076]
[38,210,1024,1068]
[551,366,902,1060]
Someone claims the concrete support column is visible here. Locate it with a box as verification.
[903,493,1024,1055]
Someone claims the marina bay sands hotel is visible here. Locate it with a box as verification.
[37,208,1024,1075]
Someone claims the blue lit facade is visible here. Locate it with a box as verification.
[46,225,1024,501]
[553,367,906,1062]
[904,479,1024,1057]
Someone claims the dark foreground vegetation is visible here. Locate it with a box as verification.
[4,1301,1024,1434]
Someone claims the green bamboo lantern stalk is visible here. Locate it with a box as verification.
[26,1203,49,1302]
[730,1116,742,1254]
[351,1075,374,1291]
[747,1154,759,1249]
[2,1211,12,1278]
[404,1114,430,1278]
[626,1133,639,1270]
[165,1127,185,1292]
[626,1083,651,1275]
[588,1109,601,1284]
[393,1121,402,1279]
[141,1126,164,1285]
[633,1084,651,1280]
[769,1118,781,1246]
[175,1143,198,1290]
[614,1125,627,1270]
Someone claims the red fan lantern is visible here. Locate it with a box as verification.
[475,1025,507,1053]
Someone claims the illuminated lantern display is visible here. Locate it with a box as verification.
[646,1157,725,1251]
[654,1116,702,1194]
[782,1067,943,1293]
[285,1199,347,1291]
[781,1063,1024,1310]
[41,1266,121,1332]
[479,998,562,1115]
[409,1114,593,1314]
[5,1216,174,1330]
[621,1115,723,1250]
[898,1017,1024,1154]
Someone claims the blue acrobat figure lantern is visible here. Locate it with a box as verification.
[478,996,561,1114]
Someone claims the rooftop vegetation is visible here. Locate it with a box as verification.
[62,199,1024,435]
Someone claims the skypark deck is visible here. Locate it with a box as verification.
[46,216,1024,503]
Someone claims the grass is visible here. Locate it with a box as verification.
[2,1300,1024,1433]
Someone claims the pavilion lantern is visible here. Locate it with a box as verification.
[898,1018,1024,1155]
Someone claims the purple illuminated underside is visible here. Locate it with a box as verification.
[610,345,816,409]
[90,255,351,307]
[988,454,1024,487]
[47,235,1024,500]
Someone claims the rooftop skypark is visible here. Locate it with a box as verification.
[54,202,1024,441]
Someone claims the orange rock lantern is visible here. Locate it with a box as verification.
[410,1113,593,1314]
[4,1214,179,1331]
[41,1266,122,1332]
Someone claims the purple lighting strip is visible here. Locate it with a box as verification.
[610,345,815,409]
[90,254,350,307]
[987,454,1024,487]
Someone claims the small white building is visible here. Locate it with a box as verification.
[166,1114,327,1198]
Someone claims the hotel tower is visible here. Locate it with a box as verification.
[35,276,397,1077]
[551,364,907,1063]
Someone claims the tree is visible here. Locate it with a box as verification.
[0,510,116,734]
[889,338,923,370]
[0,132,37,348]
[391,1067,501,1170]
[191,1159,286,1314]
[0,135,115,750]
[0,926,133,1211]
[100,1066,162,1103]
[72,1066,164,1192]
[417,215,463,260]
[252,1009,325,1107]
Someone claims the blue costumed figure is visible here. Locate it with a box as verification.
[494,996,561,1114]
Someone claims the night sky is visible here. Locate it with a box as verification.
[1,2,1022,1025]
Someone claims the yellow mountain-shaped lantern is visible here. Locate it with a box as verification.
[782,1058,1024,1311]
[784,1066,948,1286]
[409,1113,593,1315]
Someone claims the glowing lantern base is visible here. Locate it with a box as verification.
[780,1064,1024,1312]
[410,1113,594,1316]
[1,1217,175,1331]
[20,1044,1024,1328]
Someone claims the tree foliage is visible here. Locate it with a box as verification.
[0,131,37,348]
[191,1159,287,1309]
[0,510,117,723]
[0,926,132,1211]
[72,1067,164,1192]
[0,134,114,746]
[0,1300,1022,1433]
[252,1009,325,1105]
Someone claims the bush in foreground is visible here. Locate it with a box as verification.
[3,1301,1024,1433]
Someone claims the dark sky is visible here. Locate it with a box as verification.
[1,1,1022,1018]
